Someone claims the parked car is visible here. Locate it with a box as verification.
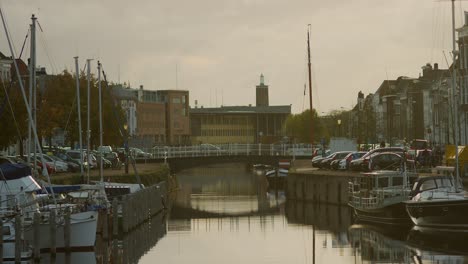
[338,151,367,170]
[130,148,152,159]
[199,144,225,155]
[92,151,112,169]
[49,154,79,172]
[366,152,407,171]
[312,153,332,168]
[54,152,85,171]
[320,151,352,169]
[349,147,406,171]
[66,150,97,169]
[97,145,113,154]
[17,155,55,175]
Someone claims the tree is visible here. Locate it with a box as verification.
[284,109,325,143]
[0,80,28,152]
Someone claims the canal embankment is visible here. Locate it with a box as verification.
[287,159,468,205]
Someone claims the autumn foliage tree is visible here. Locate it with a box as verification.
[0,70,126,151]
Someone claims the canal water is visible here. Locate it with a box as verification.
[42,162,468,263]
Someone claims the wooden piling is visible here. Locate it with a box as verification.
[112,198,119,236]
[102,211,108,241]
[0,219,3,263]
[50,210,56,255]
[33,212,40,260]
[14,215,21,264]
[64,209,71,252]
[122,195,128,233]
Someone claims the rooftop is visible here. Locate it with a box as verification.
[190,105,291,114]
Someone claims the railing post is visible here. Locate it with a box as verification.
[258,143,261,156]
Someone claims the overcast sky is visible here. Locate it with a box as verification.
[0,0,466,113]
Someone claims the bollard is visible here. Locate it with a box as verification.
[64,208,71,252]
[50,210,56,255]
[33,212,40,260]
[15,215,21,263]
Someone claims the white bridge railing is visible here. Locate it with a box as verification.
[146,143,314,159]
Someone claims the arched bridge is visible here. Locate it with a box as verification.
[135,143,313,172]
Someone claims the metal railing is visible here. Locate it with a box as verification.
[147,143,314,159]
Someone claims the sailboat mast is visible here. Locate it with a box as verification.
[31,14,36,165]
[86,59,92,184]
[28,15,36,166]
[98,61,104,183]
[307,25,314,145]
[451,0,460,191]
[74,57,84,182]
[27,14,37,173]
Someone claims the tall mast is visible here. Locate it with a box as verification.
[74,57,84,182]
[307,24,314,145]
[28,15,36,166]
[31,14,36,166]
[451,0,460,191]
[98,61,104,183]
[86,59,92,184]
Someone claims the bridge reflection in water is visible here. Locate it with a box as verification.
[87,162,468,263]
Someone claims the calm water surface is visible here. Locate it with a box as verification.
[137,163,468,264]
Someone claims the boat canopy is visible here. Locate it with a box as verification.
[0,163,32,180]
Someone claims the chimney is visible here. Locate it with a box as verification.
[434,63,439,70]
[139,85,144,90]
[195,100,198,108]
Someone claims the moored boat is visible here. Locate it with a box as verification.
[1,219,33,262]
[348,170,417,225]
[404,169,468,229]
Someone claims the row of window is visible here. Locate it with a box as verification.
[201,129,254,137]
[201,117,253,125]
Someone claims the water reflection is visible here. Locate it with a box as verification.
[84,163,468,263]
[348,224,412,263]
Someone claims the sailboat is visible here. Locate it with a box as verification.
[0,12,99,251]
[404,0,468,229]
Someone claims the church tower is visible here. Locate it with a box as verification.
[256,74,269,106]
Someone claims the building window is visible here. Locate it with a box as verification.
[173,97,181,104]
[182,95,186,103]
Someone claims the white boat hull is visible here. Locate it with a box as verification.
[25,210,98,250]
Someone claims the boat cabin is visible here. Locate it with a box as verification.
[349,171,417,208]
[409,175,461,198]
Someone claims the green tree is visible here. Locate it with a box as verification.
[284,109,325,144]
[0,80,28,152]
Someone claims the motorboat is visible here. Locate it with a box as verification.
[404,167,468,229]
[348,169,417,225]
